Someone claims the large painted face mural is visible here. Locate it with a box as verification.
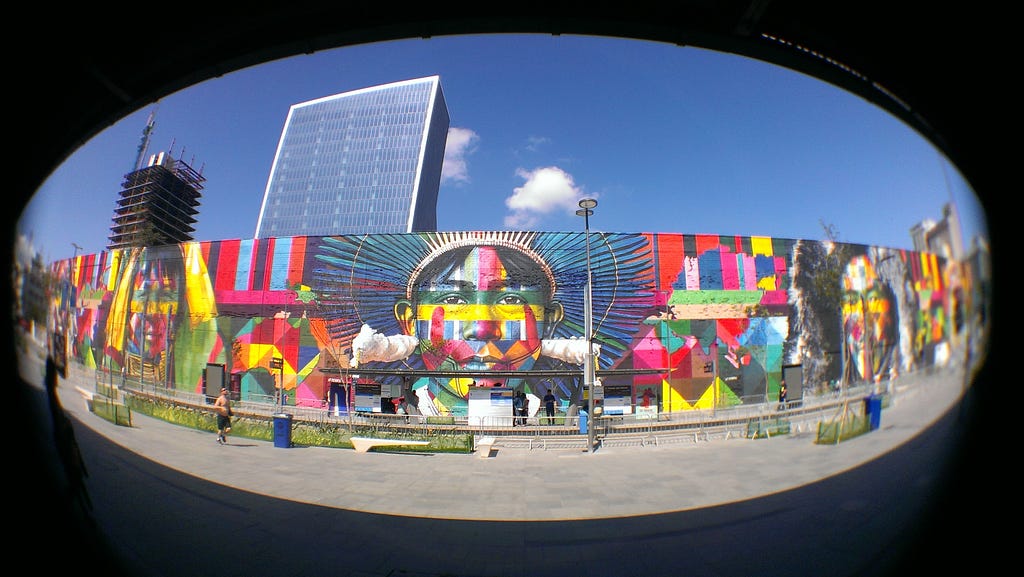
[104,246,185,383]
[315,231,655,416]
[398,244,562,389]
[841,253,899,384]
[49,232,958,416]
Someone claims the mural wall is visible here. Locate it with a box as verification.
[49,231,958,418]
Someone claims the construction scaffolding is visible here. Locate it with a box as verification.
[108,150,204,250]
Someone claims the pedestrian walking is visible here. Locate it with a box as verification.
[215,387,233,444]
[543,389,556,424]
[778,380,788,411]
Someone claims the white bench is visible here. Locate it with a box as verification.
[476,436,496,458]
[75,386,95,410]
[349,436,430,453]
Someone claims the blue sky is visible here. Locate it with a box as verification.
[18,34,986,261]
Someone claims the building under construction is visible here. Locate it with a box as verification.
[107,150,205,250]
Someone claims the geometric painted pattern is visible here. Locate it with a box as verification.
[48,231,953,416]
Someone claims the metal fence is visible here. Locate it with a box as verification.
[87,363,916,449]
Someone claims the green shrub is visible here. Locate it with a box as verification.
[123,394,472,452]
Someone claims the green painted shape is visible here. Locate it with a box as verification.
[668,290,763,305]
[654,321,686,351]
[693,377,743,409]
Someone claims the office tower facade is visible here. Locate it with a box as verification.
[254,76,449,238]
[108,151,204,250]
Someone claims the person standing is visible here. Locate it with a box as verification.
[543,389,556,424]
[512,391,523,427]
[214,387,233,444]
[777,380,788,411]
[396,397,409,423]
[519,391,530,426]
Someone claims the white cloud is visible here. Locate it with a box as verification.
[504,166,592,228]
[441,127,479,184]
[522,135,550,153]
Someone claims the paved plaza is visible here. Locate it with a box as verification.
[19,348,987,577]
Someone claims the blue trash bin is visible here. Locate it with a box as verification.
[864,395,882,431]
[272,413,293,448]
[579,410,588,434]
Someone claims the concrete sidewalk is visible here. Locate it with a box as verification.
[52,356,967,522]
[22,349,981,577]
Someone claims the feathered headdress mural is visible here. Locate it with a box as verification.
[312,231,655,372]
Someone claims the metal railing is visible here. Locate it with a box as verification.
[84,363,945,449]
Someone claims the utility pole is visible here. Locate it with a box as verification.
[576,198,598,453]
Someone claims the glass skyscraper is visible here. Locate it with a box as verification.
[254,76,449,238]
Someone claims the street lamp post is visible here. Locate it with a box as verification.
[576,198,598,453]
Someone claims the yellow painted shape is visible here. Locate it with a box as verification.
[756,275,778,291]
[453,377,475,397]
[750,236,774,256]
[693,381,720,410]
[416,304,544,321]
[662,380,693,412]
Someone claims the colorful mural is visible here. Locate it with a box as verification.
[49,232,954,417]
